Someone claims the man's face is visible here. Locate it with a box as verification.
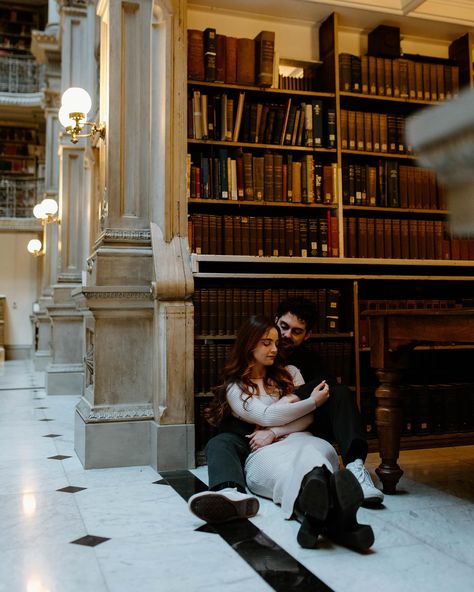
[275,312,310,353]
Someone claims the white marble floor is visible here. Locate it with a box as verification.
[1,360,473,592]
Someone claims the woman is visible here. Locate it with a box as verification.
[206,315,374,550]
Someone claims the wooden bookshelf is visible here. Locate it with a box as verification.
[186,11,474,462]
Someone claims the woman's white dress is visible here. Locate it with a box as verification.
[226,366,339,519]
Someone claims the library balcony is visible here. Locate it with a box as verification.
[0,54,43,94]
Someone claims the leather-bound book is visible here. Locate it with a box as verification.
[392,218,401,258]
[215,34,226,83]
[263,216,273,256]
[249,216,258,255]
[384,218,393,258]
[299,218,309,257]
[188,29,205,81]
[241,215,250,255]
[253,155,264,201]
[263,152,274,202]
[400,219,409,259]
[223,215,234,255]
[308,218,319,257]
[357,217,367,258]
[285,217,295,256]
[398,165,408,208]
[254,30,275,87]
[243,152,254,200]
[425,220,435,260]
[204,28,217,82]
[375,219,384,258]
[236,38,255,85]
[408,220,418,259]
[225,36,237,84]
[273,154,283,202]
[208,288,218,335]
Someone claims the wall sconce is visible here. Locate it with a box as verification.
[27,197,59,257]
[58,87,105,145]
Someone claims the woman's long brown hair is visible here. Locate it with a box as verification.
[205,315,295,426]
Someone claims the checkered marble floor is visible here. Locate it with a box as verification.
[0,360,473,592]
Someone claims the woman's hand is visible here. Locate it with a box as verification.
[246,429,276,451]
[310,380,330,409]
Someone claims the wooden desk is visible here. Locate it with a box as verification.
[363,308,474,494]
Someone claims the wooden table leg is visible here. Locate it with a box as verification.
[374,368,404,494]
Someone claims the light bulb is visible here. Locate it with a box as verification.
[27,239,42,254]
[41,198,58,217]
[33,203,45,219]
[61,87,92,116]
[58,105,76,128]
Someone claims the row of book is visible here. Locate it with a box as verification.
[361,383,474,438]
[187,152,338,203]
[194,340,353,396]
[189,90,336,149]
[340,110,413,155]
[342,162,445,210]
[358,299,468,348]
[344,217,474,261]
[193,287,343,336]
[339,53,460,102]
[188,28,275,87]
[189,213,339,258]
[0,126,35,142]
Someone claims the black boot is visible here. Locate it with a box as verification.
[294,466,331,548]
[325,469,375,552]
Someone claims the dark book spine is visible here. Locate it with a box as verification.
[204,28,217,82]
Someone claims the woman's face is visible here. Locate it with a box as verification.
[252,327,279,369]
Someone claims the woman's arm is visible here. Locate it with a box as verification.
[247,413,313,451]
[226,383,317,426]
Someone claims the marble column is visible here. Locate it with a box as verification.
[46,0,98,395]
[30,23,62,370]
[74,0,194,470]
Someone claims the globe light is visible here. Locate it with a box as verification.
[41,198,58,217]
[33,203,46,219]
[61,87,92,116]
[27,239,42,254]
[58,105,76,128]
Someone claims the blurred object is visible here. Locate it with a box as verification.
[406,87,474,235]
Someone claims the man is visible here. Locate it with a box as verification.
[188,297,383,529]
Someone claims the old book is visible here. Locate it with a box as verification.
[386,161,399,207]
[357,217,368,258]
[425,220,435,259]
[314,162,323,203]
[232,92,246,142]
[292,161,302,202]
[367,165,377,206]
[348,110,356,150]
[253,155,264,201]
[356,111,364,151]
[188,29,205,81]
[351,55,361,92]
[254,30,275,87]
[398,58,409,97]
[375,218,385,258]
[398,165,408,208]
[363,112,373,152]
[273,154,283,202]
[240,216,250,255]
[236,38,256,85]
[308,218,319,257]
[377,159,386,207]
[312,99,324,148]
[379,113,388,153]
[339,53,352,91]
[284,103,298,145]
[326,107,336,149]
[368,56,377,94]
[392,218,401,258]
[204,28,217,82]
[349,217,358,257]
[263,152,274,201]
[384,58,393,96]
[400,219,409,259]
[223,215,234,255]
[361,55,369,94]
[299,218,308,257]
[329,214,339,257]
[340,109,348,149]
[376,57,385,95]
[215,34,226,83]
[408,219,418,259]
[243,152,254,199]
[225,36,237,84]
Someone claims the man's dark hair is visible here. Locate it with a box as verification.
[276,297,317,331]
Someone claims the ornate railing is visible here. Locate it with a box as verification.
[0,55,44,94]
[0,177,44,217]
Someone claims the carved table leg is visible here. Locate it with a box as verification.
[374,368,404,494]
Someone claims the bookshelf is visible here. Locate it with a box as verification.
[0,3,39,56]
[187,10,474,463]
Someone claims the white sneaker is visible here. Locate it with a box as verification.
[188,488,260,523]
[346,459,384,505]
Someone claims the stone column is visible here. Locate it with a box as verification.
[46,0,98,394]
[74,0,194,470]
[30,23,62,370]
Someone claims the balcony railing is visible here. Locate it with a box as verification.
[0,55,43,94]
[0,177,44,217]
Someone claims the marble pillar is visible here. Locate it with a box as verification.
[46,0,98,394]
[74,0,194,470]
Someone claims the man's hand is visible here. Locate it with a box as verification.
[246,429,276,452]
[310,380,330,408]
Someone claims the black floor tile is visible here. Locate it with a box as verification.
[70,535,110,547]
[57,486,87,493]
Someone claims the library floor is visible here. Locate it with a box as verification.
[1,360,473,592]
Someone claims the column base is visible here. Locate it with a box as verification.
[74,410,151,468]
[150,421,195,471]
[46,364,83,396]
[34,352,52,371]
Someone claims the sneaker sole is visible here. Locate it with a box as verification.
[189,493,259,523]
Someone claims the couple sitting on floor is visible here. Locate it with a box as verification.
[188,298,384,551]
